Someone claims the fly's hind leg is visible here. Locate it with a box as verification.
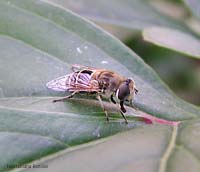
[97,94,109,122]
[52,91,78,103]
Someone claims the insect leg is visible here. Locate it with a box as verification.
[119,100,128,124]
[96,94,109,122]
[110,94,116,104]
[120,111,128,124]
[52,91,78,103]
[120,100,126,113]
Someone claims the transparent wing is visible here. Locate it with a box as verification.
[46,72,100,92]
[46,75,70,91]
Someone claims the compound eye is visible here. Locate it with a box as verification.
[116,81,130,101]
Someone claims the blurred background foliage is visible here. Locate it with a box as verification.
[49,0,200,106]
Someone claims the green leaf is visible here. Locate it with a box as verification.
[48,0,200,59]
[0,99,143,171]
[20,125,175,172]
[143,27,200,59]
[0,0,199,171]
[18,122,200,172]
[48,0,188,31]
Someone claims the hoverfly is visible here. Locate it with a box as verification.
[46,64,138,124]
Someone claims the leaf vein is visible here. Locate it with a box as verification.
[158,123,178,172]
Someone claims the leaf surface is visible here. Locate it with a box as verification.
[0,0,199,171]
[143,27,200,59]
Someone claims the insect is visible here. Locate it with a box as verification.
[46,64,138,124]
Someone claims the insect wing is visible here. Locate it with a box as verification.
[46,75,70,91]
[46,72,100,92]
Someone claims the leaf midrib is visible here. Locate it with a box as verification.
[158,124,178,172]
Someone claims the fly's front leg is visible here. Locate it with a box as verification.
[110,94,116,104]
[120,100,126,113]
[120,111,128,124]
[97,94,109,122]
[120,100,128,124]
[52,91,78,103]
